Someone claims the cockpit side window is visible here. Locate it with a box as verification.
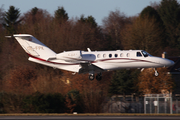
[141,51,149,57]
[137,52,142,57]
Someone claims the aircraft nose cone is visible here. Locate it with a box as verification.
[165,59,174,67]
[170,60,175,66]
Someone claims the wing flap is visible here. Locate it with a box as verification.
[79,63,104,74]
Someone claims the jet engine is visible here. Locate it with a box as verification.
[56,50,82,61]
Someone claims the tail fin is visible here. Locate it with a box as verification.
[13,34,56,60]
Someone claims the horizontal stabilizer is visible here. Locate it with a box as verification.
[5,36,12,38]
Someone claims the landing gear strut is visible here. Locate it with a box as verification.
[154,68,159,76]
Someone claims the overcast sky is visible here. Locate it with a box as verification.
[1,0,163,25]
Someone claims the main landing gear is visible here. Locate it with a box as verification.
[89,74,94,80]
[89,73,102,81]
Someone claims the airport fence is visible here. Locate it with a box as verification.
[144,94,172,114]
[102,94,180,114]
[173,95,180,114]
[102,95,144,113]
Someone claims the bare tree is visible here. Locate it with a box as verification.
[121,16,164,56]
[102,9,131,50]
[138,68,174,94]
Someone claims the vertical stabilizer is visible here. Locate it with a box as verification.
[13,34,56,60]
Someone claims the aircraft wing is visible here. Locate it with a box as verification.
[79,63,104,74]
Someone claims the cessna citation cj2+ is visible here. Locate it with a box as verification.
[9,34,174,81]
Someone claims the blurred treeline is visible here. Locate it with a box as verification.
[0,0,179,113]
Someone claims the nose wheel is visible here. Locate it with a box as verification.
[154,68,159,76]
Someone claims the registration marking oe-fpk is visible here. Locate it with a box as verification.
[27,46,44,51]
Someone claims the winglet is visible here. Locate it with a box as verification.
[87,48,91,52]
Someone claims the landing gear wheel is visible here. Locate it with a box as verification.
[96,73,102,81]
[155,70,159,76]
[89,74,94,80]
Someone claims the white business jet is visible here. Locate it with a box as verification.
[9,34,174,81]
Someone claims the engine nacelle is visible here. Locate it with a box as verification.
[56,50,82,60]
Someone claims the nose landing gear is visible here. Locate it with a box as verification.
[154,68,159,76]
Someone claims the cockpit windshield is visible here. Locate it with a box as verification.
[141,51,151,57]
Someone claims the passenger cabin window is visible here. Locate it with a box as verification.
[127,53,130,57]
[120,53,123,57]
[115,54,118,57]
[137,52,142,57]
[109,54,112,58]
[103,54,106,58]
[97,54,100,58]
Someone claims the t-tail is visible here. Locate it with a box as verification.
[13,34,56,61]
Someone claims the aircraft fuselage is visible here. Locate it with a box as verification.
[29,50,174,74]
[11,34,175,81]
